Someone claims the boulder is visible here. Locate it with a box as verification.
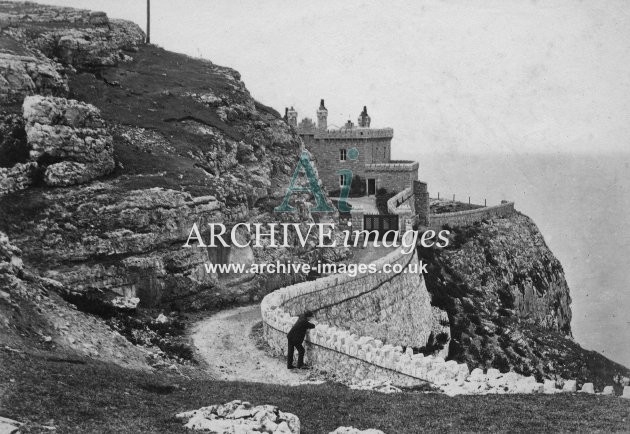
[23,95,114,186]
[0,53,68,102]
[486,368,501,380]
[0,416,22,434]
[562,380,577,392]
[601,385,614,396]
[175,400,300,433]
[329,428,385,434]
[579,383,594,394]
[543,379,557,394]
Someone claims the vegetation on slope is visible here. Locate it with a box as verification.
[419,213,630,390]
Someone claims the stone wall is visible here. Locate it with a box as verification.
[365,162,418,194]
[261,234,467,387]
[429,201,516,230]
[413,181,430,226]
[386,187,413,215]
[313,128,394,140]
[282,249,434,348]
[303,135,393,191]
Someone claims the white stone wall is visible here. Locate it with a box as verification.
[261,233,454,387]
[429,202,516,230]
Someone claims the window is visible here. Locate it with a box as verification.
[339,174,347,187]
[340,149,347,161]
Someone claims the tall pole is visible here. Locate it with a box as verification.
[146,0,151,44]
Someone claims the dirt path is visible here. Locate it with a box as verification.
[191,305,321,385]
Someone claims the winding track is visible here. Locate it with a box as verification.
[191,304,317,385]
[192,247,395,384]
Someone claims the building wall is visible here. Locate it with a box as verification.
[301,134,392,192]
[365,164,418,193]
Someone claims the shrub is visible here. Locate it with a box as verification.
[375,188,395,215]
[349,174,366,197]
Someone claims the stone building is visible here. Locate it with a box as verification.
[288,99,419,196]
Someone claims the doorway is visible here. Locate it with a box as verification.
[367,178,376,196]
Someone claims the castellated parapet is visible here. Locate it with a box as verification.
[312,127,394,140]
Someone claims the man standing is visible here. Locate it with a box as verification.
[287,311,315,369]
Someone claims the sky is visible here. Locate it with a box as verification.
[33,0,630,156]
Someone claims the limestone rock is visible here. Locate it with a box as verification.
[175,400,300,433]
[349,379,401,394]
[2,4,145,70]
[418,213,574,381]
[0,161,37,196]
[329,428,385,434]
[579,383,594,394]
[0,52,68,102]
[23,95,114,186]
[543,379,558,394]
[562,379,577,392]
[0,416,21,434]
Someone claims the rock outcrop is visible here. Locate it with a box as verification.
[0,52,68,102]
[175,400,300,433]
[0,2,144,70]
[419,212,629,387]
[0,3,346,316]
[0,161,36,195]
[329,428,385,434]
[23,95,115,186]
[0,230,150,368]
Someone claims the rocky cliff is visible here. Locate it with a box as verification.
[419,213,629,387]
[0,2,345,320]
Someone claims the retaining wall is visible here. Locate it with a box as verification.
[261,235,467,387]
[429,201,515,230]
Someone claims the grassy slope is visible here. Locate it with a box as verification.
[2,349,629,433]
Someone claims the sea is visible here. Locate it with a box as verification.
[415,152,630,367]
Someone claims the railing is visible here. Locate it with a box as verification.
[428,201,516,229]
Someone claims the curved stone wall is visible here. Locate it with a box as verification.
[281,249,433,348]
[429,201,515,230]
[387,187,413,215]
[261,236,465,387]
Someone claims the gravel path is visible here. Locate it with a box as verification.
[191,305,320,385]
